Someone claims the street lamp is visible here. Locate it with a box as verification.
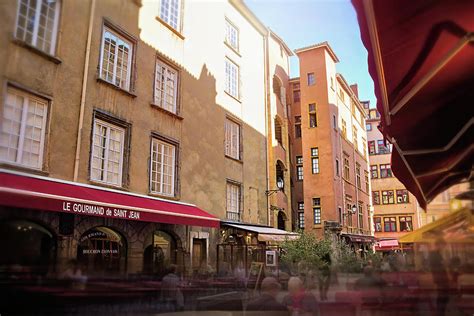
[266,177,284,196]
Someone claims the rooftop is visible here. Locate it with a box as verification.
[294,41,340,63]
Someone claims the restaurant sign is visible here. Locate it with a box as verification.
[62,201,141,220]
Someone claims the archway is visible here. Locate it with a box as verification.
[77,226,127,275]
[277,211,287,231]
[0,219,56,276]
[143,230,177,276]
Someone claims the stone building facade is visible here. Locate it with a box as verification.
[0,0,279,277]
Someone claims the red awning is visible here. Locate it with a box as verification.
[375,239,399,251]
[352,0,474,208]
[0,170,219,228]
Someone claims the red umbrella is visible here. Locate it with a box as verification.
[352,0,474,208]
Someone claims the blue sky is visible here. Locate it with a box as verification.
[246,0,376,107]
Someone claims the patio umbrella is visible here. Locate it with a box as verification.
[352,0,474,208]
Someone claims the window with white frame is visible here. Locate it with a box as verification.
[311,147,320,174]
[225,58,239,98]
[150,138,176,196]
[0,87,48,169]
[15,0,61,55]
[225,118,240,160]
[159,0,181,31]
[154,59,178,113]
[100,27,133,91]
[226,181,241,222]
[298,202,304,229]
[90,119,125,186]
[296,155,303,181]
[225,19,238,51]
[313,198,321,224]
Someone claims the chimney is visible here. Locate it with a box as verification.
[350,84,359,98]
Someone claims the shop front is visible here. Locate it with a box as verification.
[217,222,299,279]
[341,233,376,256]
[0,169,218,278]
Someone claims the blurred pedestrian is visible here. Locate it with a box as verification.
[160,264,183,311]
[317,253,331,301]
[283,276,318,316]
[246,277,288,314]
[428,239,450,316]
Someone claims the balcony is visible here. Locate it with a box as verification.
[226,211,242,222]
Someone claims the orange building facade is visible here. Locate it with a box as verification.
[289,42,373,248]
[365,107,421,249]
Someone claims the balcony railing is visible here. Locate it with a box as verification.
[226,211,242,222]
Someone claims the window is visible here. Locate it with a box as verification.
[296,156,303,181]
[368,141,376,155]
[293,90,300,103]
[150,138,176,196]
[366,123,372,131]
[372,191,380,205]
[335,159,340,177]
[91,119,125,186]
[0,87,48,169]
[308,103,317,128]
[358,203,363,229]
[313,198,321,224]
[298,202,304,229]
[382,190,395,204]
[100,27,133,91]
[274,118,283,145]
[399,216,413,232]
[339,89,345,102]
[225,58,239,99]
[15,0,60,55]
[346,203,353,226]
[294,116,301,138]
[374,217,382,232]
[341,119,347,138]
[225,118,240,160]
[384,217,397,232]
[377,139,389,154]
[343,154,350,180]
[364,170,369,192]
[333,114,337,129]
[307,72,315,86]
[330,77,334,90]
[154,59,179,113]
[226,182,241,222]
[370,165,378,178]
[225,19,238,51]
[396,189,409,203]
[338,207,343,224]
[362,138,367,157]
[380,164,392,178]
[159,0,181,31]
[352,126,358,149]
[311,147,319,174]
[356,163,361,189]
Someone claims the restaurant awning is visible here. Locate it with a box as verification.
[341,233,376,244]
[0,169,219,228]
[375,238,399,251]
[352,0,474,209]
[399,208,473,244]
[222,222,299,242]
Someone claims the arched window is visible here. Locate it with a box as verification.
[276,160,285,185]
[77,226,127,274]
[0,219,55,276]
[277,211,286,230]
[143,230,177,276]
[274,117,283,145]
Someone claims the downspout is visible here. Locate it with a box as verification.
[264,30,271,227]
[350,102,360,233]
[73,0,96,181]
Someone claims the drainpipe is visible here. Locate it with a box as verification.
[73,0,96,181]
[350,101,360,233]
[264,30,271,227]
